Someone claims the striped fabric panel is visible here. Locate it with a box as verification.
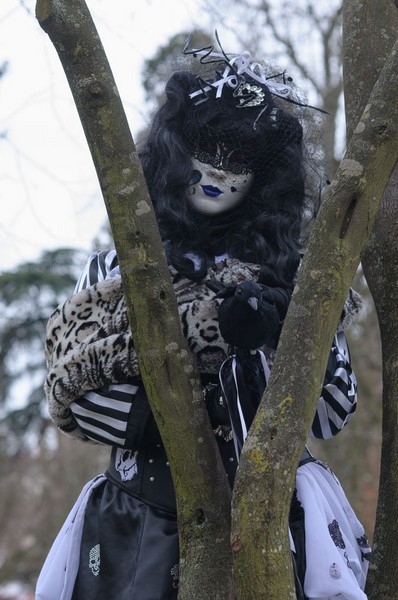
[74,249,118,292]
[71,251,139,446]
[310,330,357,440]
[70,384,139,446]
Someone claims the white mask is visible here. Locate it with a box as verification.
[188,157,254,216]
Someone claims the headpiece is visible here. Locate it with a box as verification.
[183,32,324,116]
[140,33,327,263]
[165,38,304,181]
[176,33,326,240]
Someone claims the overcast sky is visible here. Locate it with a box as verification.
[1,0,202,272]
[1,1,341,274]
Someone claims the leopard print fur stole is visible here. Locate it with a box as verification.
[44,258,262,434]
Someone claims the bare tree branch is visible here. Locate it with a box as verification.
[321,9,342,86]
[257,0,322,92]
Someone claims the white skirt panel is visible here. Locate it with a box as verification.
[296,461,370,600]
[35,475,106,600]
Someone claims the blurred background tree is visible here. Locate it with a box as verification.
[0,247,110,591]
[141,29,213,113]
[0,248,85,448]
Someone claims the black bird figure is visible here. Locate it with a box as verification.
[206,279,289,350]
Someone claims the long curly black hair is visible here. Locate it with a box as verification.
[138,69,306,289]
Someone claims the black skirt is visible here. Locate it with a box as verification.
[71,443,310,600]
[72,477,179,600]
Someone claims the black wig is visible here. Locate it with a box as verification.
[139,68,306,288]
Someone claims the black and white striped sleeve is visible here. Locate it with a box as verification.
[310,330,357,440]
[71,383,156,448]
[71,383,139,446]
[74,249,119,292]
[69,250,155,448]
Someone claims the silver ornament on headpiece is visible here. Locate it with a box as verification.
[234,82,266,108]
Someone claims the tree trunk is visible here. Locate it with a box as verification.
[35,1,234,598]
[362,181,398,599]
[343,2,398,597]
[231,33,398,599]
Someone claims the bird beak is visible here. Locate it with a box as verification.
[248,297,258,311]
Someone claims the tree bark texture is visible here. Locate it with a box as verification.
[343,2,398,598]
[35,1,234,598]
[231,33,398,600]
[362,180,398,600]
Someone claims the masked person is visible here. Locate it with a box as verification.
[36,39,371,600]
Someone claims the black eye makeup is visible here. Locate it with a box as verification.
[191,138,254,175]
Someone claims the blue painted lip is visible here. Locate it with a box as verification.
[201,185,222,197]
